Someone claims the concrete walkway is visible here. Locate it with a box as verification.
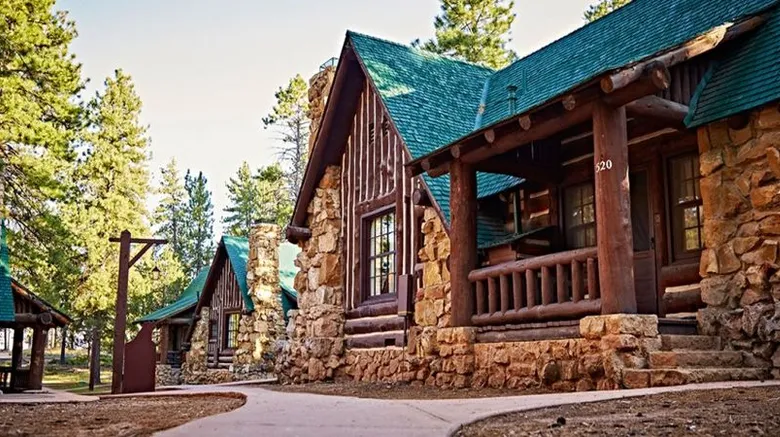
[0,388,98,404]
[157,380,780,437]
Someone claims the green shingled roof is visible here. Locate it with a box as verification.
[0,221,15,322]
[223,235,252,310]
[687,6,780,127]
[137,268,209,323]
[348,0,778,229]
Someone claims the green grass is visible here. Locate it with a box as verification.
[42,350,113,395]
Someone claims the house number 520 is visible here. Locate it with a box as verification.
[595,159,613,173]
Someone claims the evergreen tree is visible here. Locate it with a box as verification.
[223,162,291,237]
[182,171,214,278]
[0,0,84,305]
[584,0,631,22]
[64,69,157,332]
[416,0,517,69]
[262,75,309,201]
[154,159,187,261]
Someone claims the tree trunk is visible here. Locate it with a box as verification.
[59,326,67,365]
[89,326,101,391]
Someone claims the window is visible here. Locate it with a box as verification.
[224,313,240,349]
[209,320,218,340]
[564,183,596,248]
[669,153,703,259]
[365,211,396,298]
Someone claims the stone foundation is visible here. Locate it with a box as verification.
[182,307,211,384]
[155,364,182,386]
[697,102,780,376]
[277,166,345,382]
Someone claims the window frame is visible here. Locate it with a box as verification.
[563,181,597,249]
[223,311,240,350]
[665,152,704,263]
[360,205,398,305]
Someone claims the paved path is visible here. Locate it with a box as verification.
[157,380,780,437]
[0,388,98,403]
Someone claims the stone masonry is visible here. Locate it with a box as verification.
[232,224,285,378]
[182,307,232,384]
[307,65,336,154]
[697,102,780,376]
[277,166,345,382]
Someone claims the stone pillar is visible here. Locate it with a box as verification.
[697,102,780,373]
[308,64,336,154]
[182,307,210,384]
[233,224,285,377]
[277,166,345,382]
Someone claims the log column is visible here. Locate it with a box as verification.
[592,101,637,314]
[28,326,48,390]
[159,323,169,365]
[9,327,23,389]
[450,159,478,326]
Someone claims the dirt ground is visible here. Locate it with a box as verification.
[0,393,246,437]
[266,381,552,399]
[455,385,780,437]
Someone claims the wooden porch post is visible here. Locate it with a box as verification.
[28,326,47,390]
[9,327,23,389]
[159,323,169,364]
[450,160,478,326]
[592,101,637,314]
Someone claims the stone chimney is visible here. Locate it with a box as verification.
[307,58,337,154]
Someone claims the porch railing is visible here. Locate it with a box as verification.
[468,247,601,326]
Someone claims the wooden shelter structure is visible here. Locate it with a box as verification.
[0,224,71,392]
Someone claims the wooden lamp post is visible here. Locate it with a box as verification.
[109,230,167,394]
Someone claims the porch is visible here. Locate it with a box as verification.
[407,39,721,340]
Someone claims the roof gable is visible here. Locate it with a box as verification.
[687,6,780,126]
[222,235,252,310]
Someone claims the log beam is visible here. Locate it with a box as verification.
[344,315,406,335]
[603,62,671,108]
[474,158,561,184]
[285,225,312,242]
[450,160,478,327]
[625,96,688,127]
[28,326,48,390]
[593,101,636,314]
[601,14,766,93]
[412,188,431,206]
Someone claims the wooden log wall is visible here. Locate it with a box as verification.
[341,79,416,310]
[207,259,242,354]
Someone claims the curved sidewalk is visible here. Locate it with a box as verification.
[156,379,780,437]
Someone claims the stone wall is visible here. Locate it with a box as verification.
[307,65,336,154]
[232,224,285,379]
[182,307,230,384]
[697,102,780,376]
[156,364,182,387]
[277,166,345,382]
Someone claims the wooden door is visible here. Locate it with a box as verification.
[631,170,658,314]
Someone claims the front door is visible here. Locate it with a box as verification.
[630,170,658,314]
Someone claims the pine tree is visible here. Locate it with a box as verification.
[182,171,214,278]
[262,75,309,202]
[154,159,187,261]
[416,0,517,69]
[64,69,156,332]
[0,0,84,305]
[223,162,291,237]
[584,0,631,22]
[256,163,292,227]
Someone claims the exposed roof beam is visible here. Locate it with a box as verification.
[625,95,689,127]
[285,225,312,243]
[602,14,767,93]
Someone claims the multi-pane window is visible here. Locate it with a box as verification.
[564,183,596,249]
[670,154,703,259]
[366,211,396,297]
[224,313,240,349]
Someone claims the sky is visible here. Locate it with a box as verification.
[58,0,595,234]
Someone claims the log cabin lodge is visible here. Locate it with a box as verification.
[279,0,780,389]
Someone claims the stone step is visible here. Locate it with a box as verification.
[660,334,721,351]
[623,367,770,389]
[648,350,743,368]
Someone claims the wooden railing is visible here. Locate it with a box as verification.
[469,247,601,326]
